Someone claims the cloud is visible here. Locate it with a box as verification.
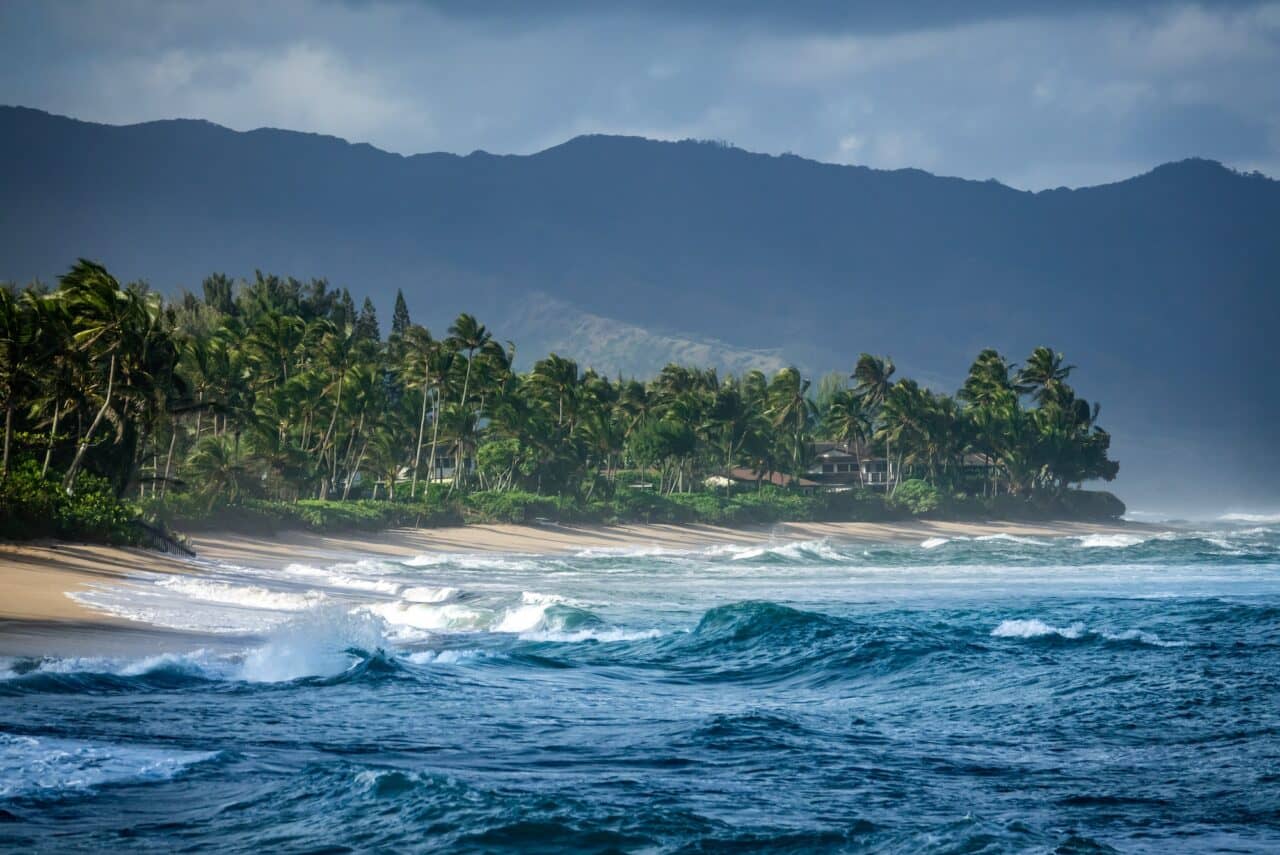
[0,0,1276,188]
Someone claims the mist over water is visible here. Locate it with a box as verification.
[3,525,1279,852]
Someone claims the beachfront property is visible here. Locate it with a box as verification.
[807,441,896,491]
[428,450,476,483]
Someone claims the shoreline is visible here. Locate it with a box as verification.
[0,518,1149,655]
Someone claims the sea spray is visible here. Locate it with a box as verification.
[238,606,387,682]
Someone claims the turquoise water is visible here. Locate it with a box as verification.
[2,525,1279,852]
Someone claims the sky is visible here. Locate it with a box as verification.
[1,0,1277,189]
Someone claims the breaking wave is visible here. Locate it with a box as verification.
[991,618,1185,647]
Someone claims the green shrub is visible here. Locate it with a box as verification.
[0,459,141,545]
[889,479,943,516]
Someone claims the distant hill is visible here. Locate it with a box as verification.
[2,105,1277,512]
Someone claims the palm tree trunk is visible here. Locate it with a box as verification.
[1,403,12,480]
[64,352,116,494]
[426,391,442,494]
[161,416,178,497]
[411,363,430,498]
[319,370,345,467]
[448,357,474,494]
[343,439,368,501]
[41,402,61,478]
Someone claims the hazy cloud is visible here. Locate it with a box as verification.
[0,0,1276,188]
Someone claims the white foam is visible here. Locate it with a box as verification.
[363,601,490,632]
[920,537,950,550]
[282,563,402,594]
[404,648,484,665]
[493,592,569,633]
[974,533,1049,546]
[401,585,458,603]
[1074,533,1150,549]
[0,733,218,799]
[323,575,402,595]
[402,553,538,571]
[2,610,392,685]
[714,539,848,562]
[282,563,327,578]
[519,627,662,643]
[0,650,231,682]
[1100,629,1186,648]
[991,619,1085,639]
[237,607,385,683]
[155,577,324,611]
[573,545,680,559]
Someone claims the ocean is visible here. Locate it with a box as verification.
[2,524,1278,852]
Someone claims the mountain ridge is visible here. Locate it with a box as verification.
[11,104,1267,190]
[2,104,1277,511]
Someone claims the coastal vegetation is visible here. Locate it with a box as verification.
[0,261,1120,544]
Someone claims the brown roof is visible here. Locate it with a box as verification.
[725,468,820,488]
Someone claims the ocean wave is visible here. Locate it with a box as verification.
[0,733,220,800]
[284,563,402,594]
[690,601,839,643]
[707,539,852,563]
[990,618,1183,647]
[401,553,539,571]
[920,537,950,550]
[1,609,394,689]
[238,607,388,683]
[401,585,458,603]
[156,577,325,611]
[1074,533,1152,549]
[519,627,663,643]
[991,619,1086,639]
[363,601,491,633]
[403,648,486,665]
[0,650,229,694]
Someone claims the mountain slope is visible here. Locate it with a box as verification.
[2,105,1277,512]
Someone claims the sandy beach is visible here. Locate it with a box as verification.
[0,517,1147,651]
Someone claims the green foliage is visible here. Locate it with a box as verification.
[1,258,1124,544]
[462,490,572,524]
[889,479,943,516]
[0,458,141,544]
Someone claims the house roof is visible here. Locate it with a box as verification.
[725,468,820,488]
[812,440,874,457]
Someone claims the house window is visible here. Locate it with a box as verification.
[823,464,834,473]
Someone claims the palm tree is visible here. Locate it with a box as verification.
[445,314,492,489]
[766,367,815,480]
[1017,346,1074,406]
[529,353,581,428]
[821,388,871,486]
[852,353,896,487]
[959,349,1017,407]
[0,288,44,479]
[186,435,247,511]
[58,260,148,494]
[400,324,440,499]
[28,294,77,477]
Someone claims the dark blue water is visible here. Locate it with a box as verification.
[3,525,1279,852]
